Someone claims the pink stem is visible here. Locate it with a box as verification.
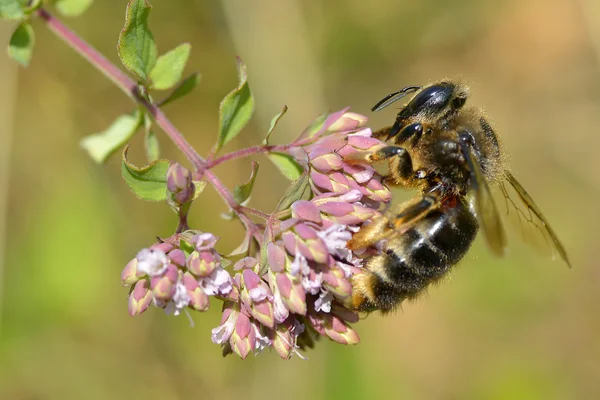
[35,8,262,239]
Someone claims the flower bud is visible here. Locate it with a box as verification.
[150,263,179,300]
[167,248,186,267]
[230,311,256,359]
[327,112,368,133]
[291,201,322,224]
[187,250,220,277]
[121,258,143,286]
[241,269,275,329]
[182,272,209,311]
[167,162,194,204]
[272,271,306,316]
[128,280,152,316]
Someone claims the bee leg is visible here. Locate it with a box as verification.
[348,194,439,250]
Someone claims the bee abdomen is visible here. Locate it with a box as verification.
[355,200,478,312]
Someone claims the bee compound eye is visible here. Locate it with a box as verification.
[408,83,454,114]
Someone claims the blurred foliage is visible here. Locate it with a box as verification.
[1,0,599,399]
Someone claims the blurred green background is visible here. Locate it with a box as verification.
[1,0,599,399]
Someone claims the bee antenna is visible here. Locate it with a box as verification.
[371,86,421,112]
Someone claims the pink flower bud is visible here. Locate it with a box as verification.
[128,280,152,316]
[267,243,287,273]
[326,112,368,133]
[121,258,143,286]
[183,272,209,311]
[310,153,344,172]
[167,249,186,267]
[230,312,256,359]
[274,272,306,316]
[150,264,179,300]
[241,269,275,329]
[167,162,194,204]
[291,201,322,224]
[187,250,219,277]
[272,322,294,359]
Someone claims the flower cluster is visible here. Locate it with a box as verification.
[122,232,233,317]
[121,110,392,359]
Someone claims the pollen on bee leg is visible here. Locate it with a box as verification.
[350,271,376,311]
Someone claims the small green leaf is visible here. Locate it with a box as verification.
[0,0,24,19]
[233,161,259,205]
[192,180,208,201]
[8,22,34,67]
[158,73,200,106]
[23,0,42,14]
[275,172,310,212]
[81,112,142,163]
[149,43,191,90]
[121,145,169,201]
[118,0,157,82]
[258,239,270,276]
[228,230,253,257]
[267,152,303,181]
[54,0,93,16]
[263,105,288,145]
[144,129,159,162]
[216,57,255,151]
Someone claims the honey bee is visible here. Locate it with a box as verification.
[346,80,570,313]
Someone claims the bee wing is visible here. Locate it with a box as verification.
[499,172,571,267]
[460,143,507,257]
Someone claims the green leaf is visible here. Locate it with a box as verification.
[158,73,200,106]
[233,161,259,205]
[228,231,253,257]
[191,180,208,201]
[0,0,23,19]
[54,0,93,16]
[267,152,303,181]
[149,43,191,90]
[275,172,310,212]
[7,22,34,67]
[144,129,159,162]
[216,57,255,151]
[263,105,288,145]
[80,112,143,163]
[23,0,42,14]
[117,0,157,82]
[121,145,169,201]
[258,241,270,276]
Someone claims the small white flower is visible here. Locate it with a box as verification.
[302,272,323,295]
[253,323,272,354]
[211,318,236,344]
[273,292,289,323]
[168,282,190,316]
[314,290,333,313]
[249,286,272,302]
[317,224,352,256]
[290,251,308,276]
[136,248,168,276]
[200,268,232,296]
[193,232,219,251]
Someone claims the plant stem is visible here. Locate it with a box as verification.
[35,8,262,239]
[36,8,204,169]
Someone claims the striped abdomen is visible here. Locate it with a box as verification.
[353,198,478,312]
